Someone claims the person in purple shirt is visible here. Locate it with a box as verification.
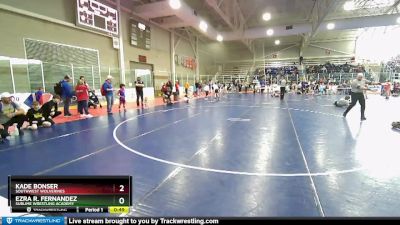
[35,87,43,103]
[118,84,126,112]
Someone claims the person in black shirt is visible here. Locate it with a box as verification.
[41,95,62,125]
[26,101,52,130]
[135,77,145,107]
[195,81,200,97]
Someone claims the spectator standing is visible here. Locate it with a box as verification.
[76,80,92,118]
[135,77,145,107]
[102,75,114,114]
[118,84,126,111]
[184,81,190,96]
[384,80,391,99]
[61,75,73,117]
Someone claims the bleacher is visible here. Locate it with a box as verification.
[216,62,254,83]
[211,56,375,85]
[250,57,373,83]
[384,55,400,73]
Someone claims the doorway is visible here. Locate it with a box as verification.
[128,61,154,89]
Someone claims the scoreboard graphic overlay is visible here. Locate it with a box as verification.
[8,176,132,213]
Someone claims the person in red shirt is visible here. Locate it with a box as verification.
[384,80,391,100]
[174,81,180,102]
[75,80,93,118]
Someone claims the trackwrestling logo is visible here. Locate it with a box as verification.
[2,217,65,225]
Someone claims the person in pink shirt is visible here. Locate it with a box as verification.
[75,80,93,118]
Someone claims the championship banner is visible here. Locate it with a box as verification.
[175,55,196,70]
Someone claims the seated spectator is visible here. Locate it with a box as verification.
[334,96,351,107]
[26,101,52,130]
[35,87,44,104]
[41,95,62,125]
[0,92,26,142]
[24,87,44,107]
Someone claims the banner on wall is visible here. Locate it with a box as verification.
[9,93,53,111]
[10,93,33,112]
[367,85,381,92]
[175,54,196,70]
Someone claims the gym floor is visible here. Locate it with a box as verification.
[1,93,400,217]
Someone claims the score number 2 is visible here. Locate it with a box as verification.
[118,185,126,205]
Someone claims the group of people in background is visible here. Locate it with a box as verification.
[59,75,93,118]
[59,74,146,116]
[2,70,398,143]
[160,80,224,104]
[0,74,148,143]
[161,80,186,104]
[102,75,145,113]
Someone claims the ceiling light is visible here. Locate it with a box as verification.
[138,22,146,31]
[169,0,181,10]
[266,28,274,36]
[262,12,271,21]
[327,23,335,30]
[199,20,208,32]
[343,1,355,11]
[217,34,223,42]
[274,40,280,45]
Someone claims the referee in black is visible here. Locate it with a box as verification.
[279,77,287,100]
[135,77,145,107]
[343,73,368,121]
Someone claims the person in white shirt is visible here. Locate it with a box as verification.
[280,78,287,100]
[343,73,368,120]
[203,84,210,99]
[213,83,220,101]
